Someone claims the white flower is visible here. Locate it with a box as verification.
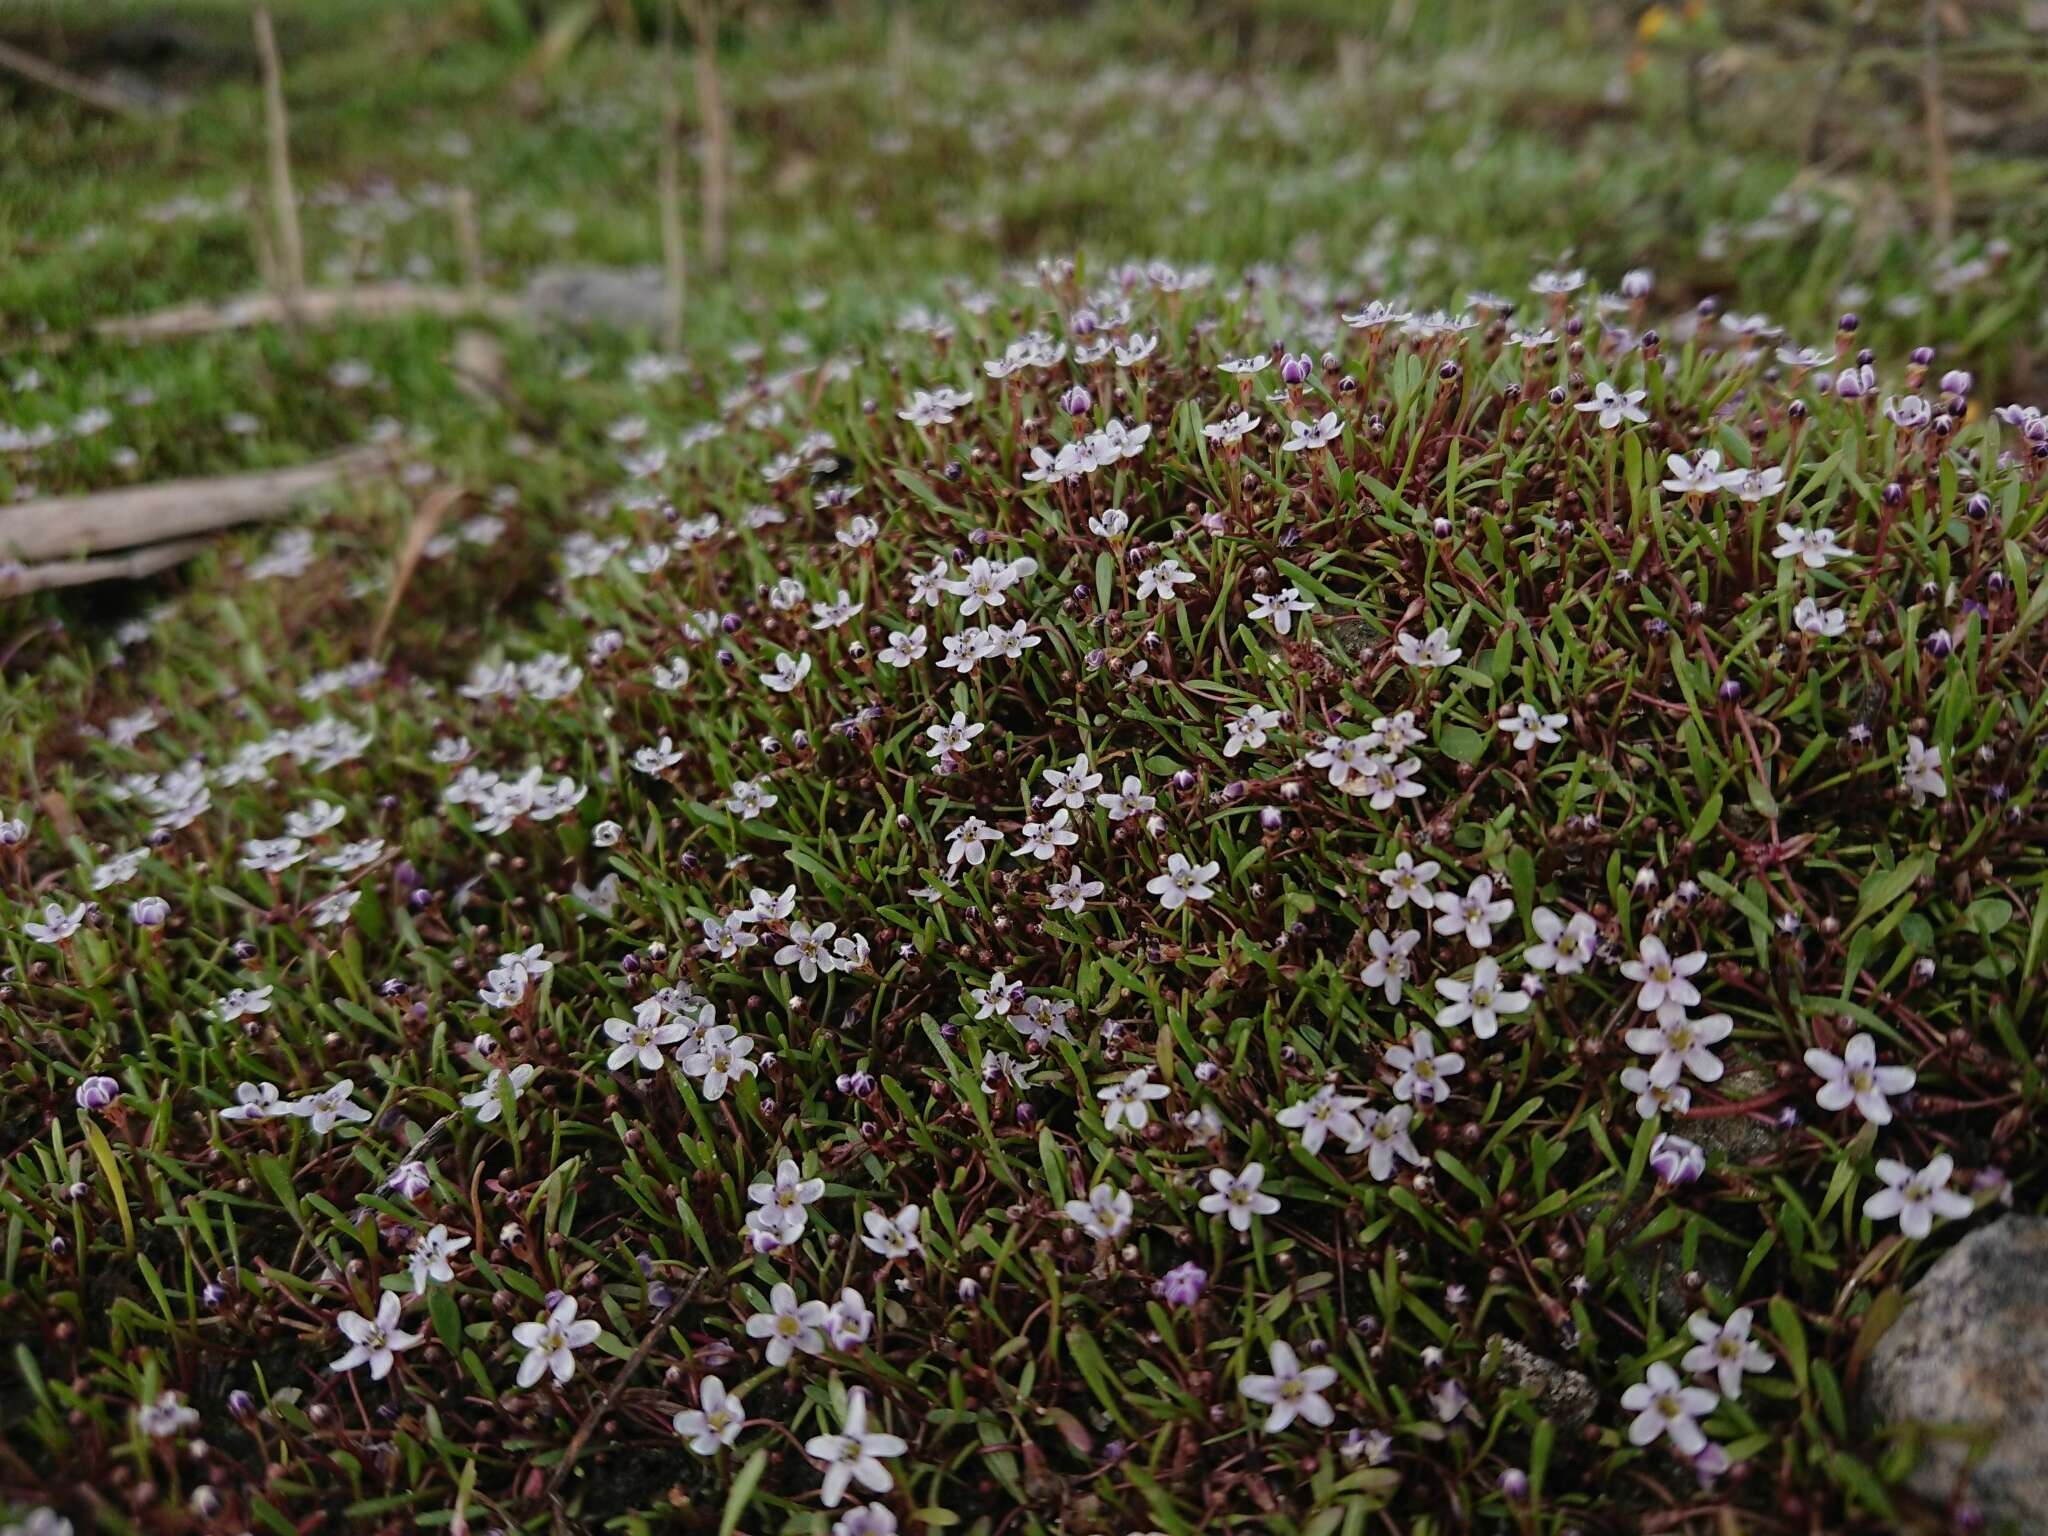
[461,1063,537,1123]
[1224,703,1283,758]
[1394,626,1461,670]
[512,1296,603,1387]
[1499,702,1567,751]
[859,1203,923,1259]
[1624,1010,1734,1087]
[1136,558,1197,602]
[1772,523,1852,570]
[220,1080,286,1121]
[408,1224,470,1293]
[1355,1104,1425,1181]
[1046,867,1104,914]
[1621,1362,1717,1454]
[1432,957,1530,1040]
[241,835,307,873]
[1619,936,1708,1020]
[1384,1029,1464,1104]
[1804,1032,1915,1125]
[1360,926,1421,1003]
[330,1291,420,1381]
[827,1288,873,1350]
[633,736,684,775]
[1279,411,1341,452]
[1720,464,1786,502]
[1063,1182,1134,1241]
[760,651,813,693]
[1378,851,1439,910]
[1199,1163,1280,1232]
[1203,410,1260,446]
[1525,906,1597,974]
[1576,381,1649,429]
[674,1375,746,1453]
[1147,851,1221,911]
[1275,1084,1367,1156]
[1661,450,1724,495]
[605,1000,686,1072]
[293,1077,374,1133]
[310,889,361,928]
[1864,1154,1972,1239]
[1682,1308,1773,1401]
[747,1281,830,1365]
[805,1389,906,1508]
[1239,1342,1338,1433]
[1014,809,1077,860]
[749,1158,827,1237]
[724,778,778,819]
[945,816,1003,868]
[135,1389,199,1438]
[879,626,928,667]
[1619,1066,1691,1120]
[23,902,86,944]
[681,1026,756,1098]
[1790,595,1846,639]
[1098,1067,1170,1134]
[1900,735,1947,807]
[924,711,984,760]
[1041,754,1102,810]
[1432,874,1513,950]
[775,920,838,982]
[1097,775,1156,821]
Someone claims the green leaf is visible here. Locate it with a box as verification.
[1768,1296,1809,1392]
[719,1448,768,1536]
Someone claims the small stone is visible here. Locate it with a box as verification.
[1487,1335,1598,1431]
[1864,1215,2048,1530]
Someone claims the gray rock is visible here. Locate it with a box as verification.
[1487,1335,1598,1431]
[1864,1215,2048,1531]
[521,265,669,333]
[1687,1066,1784,1166]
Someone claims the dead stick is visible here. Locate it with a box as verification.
[87,283,520,346]
[452,187,485,297]
[681,0,729,276]
[3,540,213,596]
[542,1270,705,1505]
[372,483,463,653]
[0,39,162,120]
[0,448,383,563]
[252,6,307,307]
[657,0,687,353]
[1921,0,1954,249]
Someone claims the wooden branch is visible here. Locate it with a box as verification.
[0,39,169,120]
[1921,0,1954,248]
[87,283,521,345]
[372,484,463,653]
[0,448,384,563]
[542,1270,705,1505]
[657,0,687,353]
[681,0,729,276]
[2,540,213,596]
[252,5,307,305]
[452,187,485,296]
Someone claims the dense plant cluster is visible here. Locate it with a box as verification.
[5,247,2048,1536]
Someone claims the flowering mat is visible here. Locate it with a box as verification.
[8,253,2045,1535]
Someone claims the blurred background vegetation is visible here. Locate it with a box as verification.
[2,0,2044,484]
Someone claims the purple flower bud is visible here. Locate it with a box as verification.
[202,1281,228,1309]
[129,896,170,927]
[386,1160,432,1199]
[1171,768,1196,793]
[75,1075,120,1112]
[1926,630,1954,660]
[1941,369,1972,398]
[1649,1132,1706,1186]
[1259,807,1283,831]
[1910,345,1935,367]
[1966,492,1991,520]
[957,1277,981,1303]
[1156,1261,1208,1307]
[1059,385,1092,417]
[228,1389,256,1418]
[1279,351,1314,386]
[1717,679,1744,704]
[1498,1468,1530,1500]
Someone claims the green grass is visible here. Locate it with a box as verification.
[3,2,2048,1533]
